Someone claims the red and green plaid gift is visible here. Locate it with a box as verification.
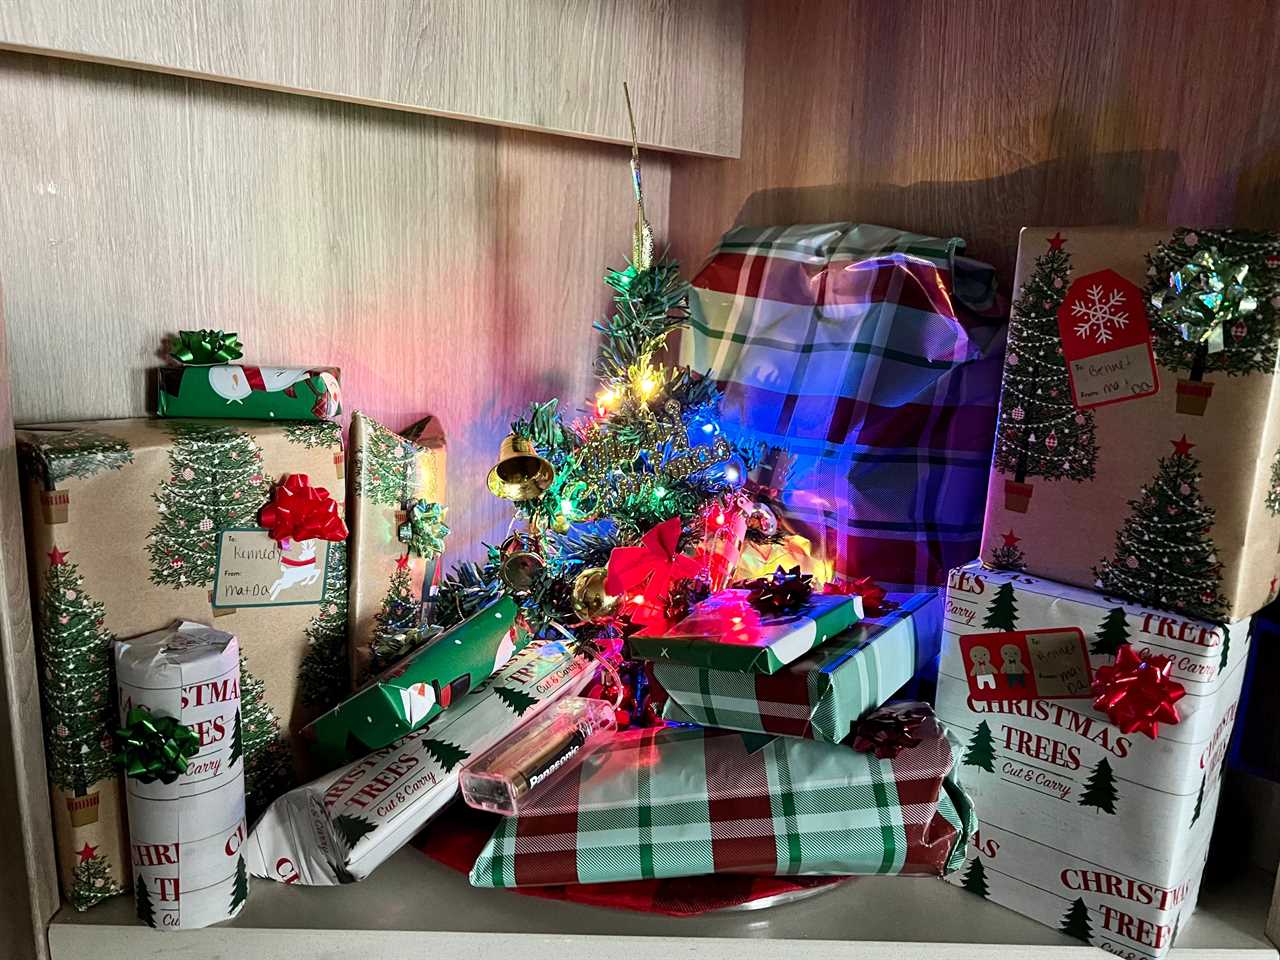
[658,592,941,741]
[684,223,1006,593]
[469,704,974,887]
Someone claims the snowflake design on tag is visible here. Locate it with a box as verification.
[1072,283,1128,344]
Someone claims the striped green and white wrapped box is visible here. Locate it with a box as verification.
[469,703,974,888]
[659,592,940,741]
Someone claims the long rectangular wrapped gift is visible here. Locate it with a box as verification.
[470,703,973,887]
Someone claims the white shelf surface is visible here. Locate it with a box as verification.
[48,846,1277,960]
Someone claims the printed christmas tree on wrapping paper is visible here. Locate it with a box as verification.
[299,541,350,709]
[37,548,118,797]
[147,422,269,589]
[1191,774,1206,826]
[135,875,156,928]
[993,233,1098,513]
[24,428,134,485]
[989,529,1026,571]
[960,856,989,898]
[1094,435,1227,621]
[284,419,343,451]
[1147,229,1280,417]
[1091,607,1130,658]
[71,844,123,911]
[230,855,248,914]
[1059,897,1093,943]
[354,418,418,507]
[229,708,243,766]
[421,737,470,772]
[367,556,421,677]
[962,721,996,773]
[1078,757,1119,814]
[1266,447,1280,516]
[240,656,294,820]
[982,582,1019,631]
[494,685,539,717]
[334,813,377,850]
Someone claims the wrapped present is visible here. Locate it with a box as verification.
[245,640,594,885]
[348,412,447,683]
[936,561,1251,957]
[307,597,530,765]
[115,622,248,929]
[469,703,974,887]
[157,364,341,421]
[685,223,1006,593]
[627,590,861,673]
[980,227,1280,621]
[659,591,940,741]
[18,418,349,827]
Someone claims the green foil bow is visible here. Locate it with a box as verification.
[170,329,245,365]
[1150,250,1257,354]
[398,499,449,558]
[114,706,201,785]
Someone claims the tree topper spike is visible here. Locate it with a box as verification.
[623,81,654,272]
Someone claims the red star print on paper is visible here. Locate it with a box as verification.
[1001,530,1021,548]
[1047,232,1066,251]
[1171,435,1195,456]
[48,546,68,566]
[76,842,98,863]
[396,553,410,571]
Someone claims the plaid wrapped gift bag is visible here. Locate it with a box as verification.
[470,706,974,888]
[685,223,1006,592]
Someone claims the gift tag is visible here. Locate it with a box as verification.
[212,528,330,608]
[1057,269,1159,408]
[960,628,1093,702]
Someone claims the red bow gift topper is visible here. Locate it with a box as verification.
[824,576,888,615]
[259,473,349,547]
[1091,643,1186,739]
[852,702,935,759]
[606,516,703,630]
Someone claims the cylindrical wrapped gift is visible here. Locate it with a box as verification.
[115,621,249,929]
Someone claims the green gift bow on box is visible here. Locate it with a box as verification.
[114,706,201,785]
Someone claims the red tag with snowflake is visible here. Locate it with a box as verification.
[1057,269,1159,409]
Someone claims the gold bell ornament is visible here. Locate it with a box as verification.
[498,532,546,593]
[571,566,620,623]
[487,434,555,502]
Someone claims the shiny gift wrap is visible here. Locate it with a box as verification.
[659,592,940,741]
[115,622,248,929]
[157,364,342,421]
[470,703,974,887]
[246,640,594,885]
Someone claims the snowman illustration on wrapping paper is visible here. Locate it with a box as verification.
[209,366,341,419]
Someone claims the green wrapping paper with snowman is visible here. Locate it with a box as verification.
[157,364,342,421]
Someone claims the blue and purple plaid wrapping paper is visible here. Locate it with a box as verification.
[684,223,1006,592]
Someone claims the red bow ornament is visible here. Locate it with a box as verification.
[606,516,703,630]
[824,576,888,615]
[259,473,349,547]
[1091,643,1185,739]
[852,702,934,759]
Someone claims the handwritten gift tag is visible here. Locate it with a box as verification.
[960,628,1093,702]
[212,528,330,608]
[1057,269,1159,409]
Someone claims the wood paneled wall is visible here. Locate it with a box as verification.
[0,51,668,562]
[0,0,744,158]
[670,0,1280,280]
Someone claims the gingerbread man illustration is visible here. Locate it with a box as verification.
[1001,643,1027,689]
[968,645,997,690]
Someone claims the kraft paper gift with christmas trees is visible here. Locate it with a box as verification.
[19,417,351,882]
[348,412,447,684]
[937,561,1252,957]
[983,227,1280,621]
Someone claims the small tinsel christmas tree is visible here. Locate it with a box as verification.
[993,234,1098,510]
[960,856,989,898]
[1091,607,1130,658]
[148,422,269,589]
[1094,435,1227,621]
[982,582,1019,631]
[1059,897,1093,943]
[239,657,293,819]
[37,548,117,796]
[298,541,350,708]
[962,721,996,773]
[1078,757,1119,814]
[367,557,421,676]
